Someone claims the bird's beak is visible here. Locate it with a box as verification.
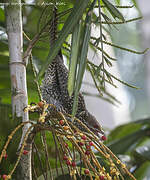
[89,127,105,138]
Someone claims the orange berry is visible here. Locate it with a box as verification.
[63,126,69,130]
[38,101,44,108]
[2,175,7,179]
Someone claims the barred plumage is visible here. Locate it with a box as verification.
[41,7,104,137]
[41,52,104,137]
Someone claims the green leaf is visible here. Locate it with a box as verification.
[72,0,95,116]
[37,0,90,79]
[76,21,91,92]
[102,0,125,21]
[67,20,82,96]
[134,161,150,180]
[104,56,112,67]
[115,0,120,5]
[131,0,137,7]
[134,117,150,126]
[0,8,5,22]
[107,122,142,143]
[134,145,150,161]
[106,71,140,89]
[133,138,150,162]
[131,0,142,16]
[107,128,149,154]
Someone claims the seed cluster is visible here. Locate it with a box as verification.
[0,102,136,180]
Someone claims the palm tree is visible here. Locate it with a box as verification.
[0,0,147,179]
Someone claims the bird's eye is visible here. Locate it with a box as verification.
[94,125,99,129]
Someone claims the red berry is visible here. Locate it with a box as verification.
[85,150,90,155]
[38,101,44,108]
[89,142,94,146]
[71,161,76,167]
[86,145,91,149]
[63,155,68,160]
[74,130,77,133]
[81,135,87,140]
[59,120,64,126]
[2,175,7,179]
[65,143,68,148]
[4,154,8,160]
[66,160,71,166]
[101,136,107,141]
[94,125,99,129]
[99,175,105,180]
[23,150,28,155]
[79,142,84,146]
[84,169,89,174]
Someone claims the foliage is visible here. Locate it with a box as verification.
[106,118,150,179]
[0,0,147,107]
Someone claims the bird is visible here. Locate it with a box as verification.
[41,6,104,138]
[41,51,104,137]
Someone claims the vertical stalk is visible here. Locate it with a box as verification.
[5,0,32,179]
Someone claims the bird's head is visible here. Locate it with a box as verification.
[78,111,105,138]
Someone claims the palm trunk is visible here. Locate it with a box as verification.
[5,0,32,179]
